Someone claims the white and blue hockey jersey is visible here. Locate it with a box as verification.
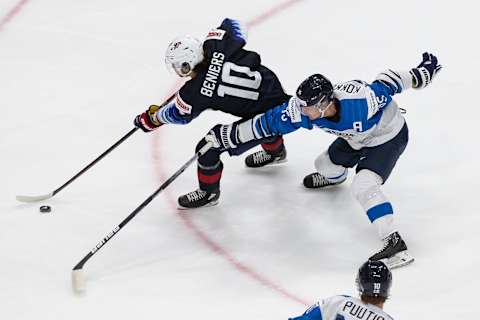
[289,295,394,320]
[239,70,413,150]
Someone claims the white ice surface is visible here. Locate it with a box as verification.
[1,0,479,319]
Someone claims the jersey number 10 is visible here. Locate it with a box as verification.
[218,62,262,100]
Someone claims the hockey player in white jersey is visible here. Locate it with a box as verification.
[203,52,442,268]
[289,260,394,320]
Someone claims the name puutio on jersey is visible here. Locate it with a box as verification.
[289,295,394,320]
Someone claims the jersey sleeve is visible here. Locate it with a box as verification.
[236,97,313,143]
[288,303,323,320]
[361,69,412,120]
[318,295,349,320]
[154,92,197,125]
[373,69,413,96]
[203,18,247,58]
[155,100,191,125]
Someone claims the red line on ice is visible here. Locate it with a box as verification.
[0,0,30,32]
[0,0,309,306]
[246,0,304,28]
[152,0,310,306]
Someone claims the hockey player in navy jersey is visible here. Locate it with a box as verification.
[204,52,442,267]
[133,18,290,209]
[289,261,394,320]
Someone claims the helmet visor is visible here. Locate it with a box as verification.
[166,60,192,77]
[313,93,333,111]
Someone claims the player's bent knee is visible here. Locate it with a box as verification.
[314,151,347,182]
[195,138,209,153]
[196,138,221,167]
[351,169,386,209]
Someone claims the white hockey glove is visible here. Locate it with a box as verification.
[205,124,240,151]
[410,52,442,89]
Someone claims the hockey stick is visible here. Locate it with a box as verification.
[16,128,138,202]
[71,141,213,293]
[16,94,175,203]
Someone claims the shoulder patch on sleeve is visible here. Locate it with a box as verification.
[175,93,192,115]
[206,29,226,41]
[286,97,303,123]
[365,86,380,118]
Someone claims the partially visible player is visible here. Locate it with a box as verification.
[289,260,394,320]
[204,52,442,267]
[134,18,290,209]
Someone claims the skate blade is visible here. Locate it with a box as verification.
[303,178,347,189]
[177,200,219,210]
[270,158,288,166]
[246,158,288,168]
[381,251,415,269]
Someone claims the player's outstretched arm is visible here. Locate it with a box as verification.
[374,69,413,96]
[374,52,442,97]
[134,105,165,132]
[134,98,193,132]
[204,98,312,151]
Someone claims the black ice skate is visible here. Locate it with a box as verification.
[245,149,287,168]
[369,232,415,269]
[178,189,220,209]
[303,172,346,189]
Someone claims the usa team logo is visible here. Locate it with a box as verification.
[206,29,225,41]
[175,94,192,114]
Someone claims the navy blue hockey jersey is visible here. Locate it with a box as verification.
[156,18,290,125]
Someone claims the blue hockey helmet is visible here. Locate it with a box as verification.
[356,260,392,299]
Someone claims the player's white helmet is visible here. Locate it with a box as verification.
[165,35,204,77]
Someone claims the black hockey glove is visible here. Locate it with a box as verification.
[134,105,164,132]
[205,123,240,151]
[410,52,442,89]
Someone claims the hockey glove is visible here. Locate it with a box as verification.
[410,52,442,89]
[205,124,240,151]
[134,105,164,132]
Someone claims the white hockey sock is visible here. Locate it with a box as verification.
[373,214,397,240]
[351,170,398,240]
[315,151,347,183]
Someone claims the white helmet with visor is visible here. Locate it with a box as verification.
[165,35,204,77]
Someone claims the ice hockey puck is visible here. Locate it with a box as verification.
[39,205,51,213]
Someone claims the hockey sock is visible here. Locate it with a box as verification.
[352,170,397,239]
[314,151,348,183]
[261,136,284,155]
[197,161,223,192]
[372,214,397,240]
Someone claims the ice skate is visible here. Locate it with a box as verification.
[303,172,346,189]
[178,189,220,209]
[245,148,287,168]
[369,232,414,269]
